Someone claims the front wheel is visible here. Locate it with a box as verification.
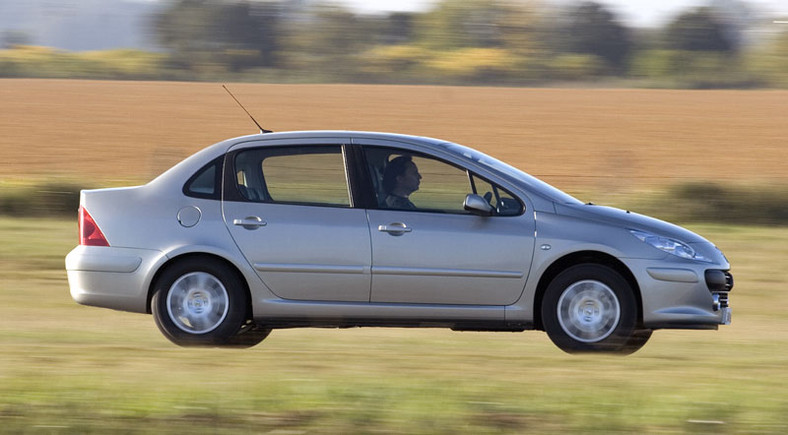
[541,264,646,354]
[152,258,251,347]
[223,322,271,348]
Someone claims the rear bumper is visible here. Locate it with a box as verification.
[66,245,164,313]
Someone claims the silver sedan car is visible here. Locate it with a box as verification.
[66,131,733,354]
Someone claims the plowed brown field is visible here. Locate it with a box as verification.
[1,79,785,190]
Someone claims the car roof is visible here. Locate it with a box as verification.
[231,130,448,146]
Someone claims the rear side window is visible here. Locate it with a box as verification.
[184,158,221,199]
[234,146,351,207]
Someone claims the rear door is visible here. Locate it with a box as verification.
[222,139,372,302]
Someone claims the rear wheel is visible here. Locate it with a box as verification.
[541,264,646,354]
[152,258,255,347]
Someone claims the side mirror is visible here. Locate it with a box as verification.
[463,194,494,216]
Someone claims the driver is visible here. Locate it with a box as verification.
[382,155,421,210]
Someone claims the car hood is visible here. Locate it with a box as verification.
[554,203,710,244]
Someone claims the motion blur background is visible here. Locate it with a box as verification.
[1,1,788,433]
[1,0,788,87]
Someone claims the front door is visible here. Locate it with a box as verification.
[363,147,535,305]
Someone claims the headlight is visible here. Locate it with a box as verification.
[629,229,711,262]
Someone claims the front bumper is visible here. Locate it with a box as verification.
[66,245,165,313]
[629,261,733,330]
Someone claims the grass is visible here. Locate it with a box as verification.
[1,217,787,433]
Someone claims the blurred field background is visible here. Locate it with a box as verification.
[0,79,787,433]
[2,0,788,88]
[2,0,788,432]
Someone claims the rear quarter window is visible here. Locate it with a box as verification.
[184,157,221,199]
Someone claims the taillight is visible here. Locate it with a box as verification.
[79,206,109,246]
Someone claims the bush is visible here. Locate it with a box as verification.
[361,45,431,73]
[0,46,166,80]
[0,181,86,217]
[73,49,166,80]
[630,49,762,89]
[548,54,606,81]
[746,32,788,88]
[629,49,678,79]
[425,48,516,82]
[662,182,788,225]
[0,45,74,78]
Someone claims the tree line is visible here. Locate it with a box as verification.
[2,0,788,88]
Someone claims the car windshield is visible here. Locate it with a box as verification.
[443,142,582,205]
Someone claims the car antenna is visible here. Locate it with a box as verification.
[222,85,272,134]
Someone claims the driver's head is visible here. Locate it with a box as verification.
[383,155,421,195]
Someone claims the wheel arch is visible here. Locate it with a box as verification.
[533,251,642,331]
[146,252,252,320]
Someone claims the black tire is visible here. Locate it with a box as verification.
[223,322,271,348]
[541,264,640,354]
[617,329,652,355]
[152,258,249,347]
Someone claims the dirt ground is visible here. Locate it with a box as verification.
[1,79,785,190]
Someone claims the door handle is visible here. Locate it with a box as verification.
[378,222,412,236]
[233,216,267,230]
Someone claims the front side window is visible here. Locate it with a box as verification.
[364,146,523,215]
[234,146,350,207]
[365,147,472,214]
[408,154,473,213]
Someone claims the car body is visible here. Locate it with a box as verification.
[65,131,733,353]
